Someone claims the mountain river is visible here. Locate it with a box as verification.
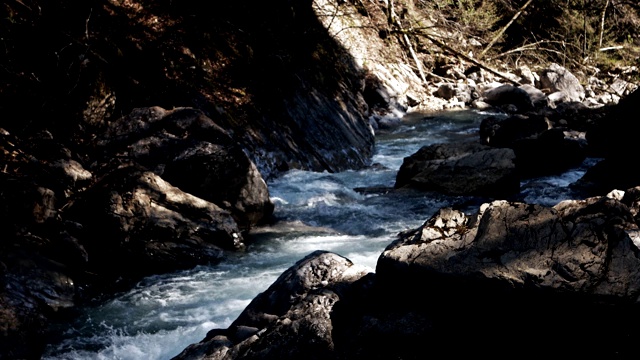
[42,109,597,359]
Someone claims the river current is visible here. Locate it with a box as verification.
[42,109,596,359]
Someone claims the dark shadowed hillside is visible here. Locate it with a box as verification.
[1,0,375,179]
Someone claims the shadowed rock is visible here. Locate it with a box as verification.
[65,166,242,284]
[479,113,550,147]
[97,107,274,230]
[578,88,640,195]
[378,196,640,298]
[481,84,535,112]
[174,190,640,359]
[394,141,519,198]
[172,251,371,360]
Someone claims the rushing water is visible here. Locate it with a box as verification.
[42,109,596,360]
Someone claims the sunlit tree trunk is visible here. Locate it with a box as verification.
[599,0,610,49]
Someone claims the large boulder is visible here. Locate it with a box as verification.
[479,114,587,178]
[0,106,276,357]
[511,128,587,178]
[97,106,274,230]
[373,193,640,357]
[538,63,586,103]
[65,166,243,289]
[394,141,519,198]
[479,113,550,147]
[480,84,535,112]
[378,195,640,298]
[172,250,371,360]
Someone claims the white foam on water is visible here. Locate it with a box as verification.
[44,321,219,360]
[48,109,578,359]
[519,157,601,206]
[43,264,279,360]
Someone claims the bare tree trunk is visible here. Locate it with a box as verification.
[479,0,533,59]
[583,0,587,58]
[386,0,427,84]
[599,0,610,49]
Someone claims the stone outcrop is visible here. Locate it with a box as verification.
[66,166,242,283]
[0,108,276,357]
[95,106,274,231]
[174,189,640,359]
[378,194,640,298]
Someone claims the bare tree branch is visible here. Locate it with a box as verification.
[416,30,521,86]
[479,0,533,60]
[385,0,428,84]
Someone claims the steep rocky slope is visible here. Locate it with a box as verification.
[1,0,377,179]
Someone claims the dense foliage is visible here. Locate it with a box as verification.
[415,0,640,73]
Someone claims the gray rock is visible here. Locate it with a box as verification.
[394,141,519,198]
[539,63,585,103]
[435,83,456,100]
[481,84,534,112]
[380,195,640,298]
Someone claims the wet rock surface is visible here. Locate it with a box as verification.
[174,189,640,359]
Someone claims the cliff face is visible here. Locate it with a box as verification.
[1,0,376,179]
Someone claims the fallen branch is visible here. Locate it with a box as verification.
[599,46,624,51]
[417,30,521,86]
[487,40,566,60]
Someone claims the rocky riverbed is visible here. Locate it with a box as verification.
[1,0,638,358]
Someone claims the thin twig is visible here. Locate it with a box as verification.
[85,8,92,43]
